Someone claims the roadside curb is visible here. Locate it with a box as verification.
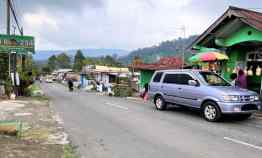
[255,112,262,118]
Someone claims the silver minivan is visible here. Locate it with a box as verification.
[148,69,261,121]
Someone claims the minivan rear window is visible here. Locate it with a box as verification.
[153,72,163,82]
[163,74,179,84]
[163,73,194,85]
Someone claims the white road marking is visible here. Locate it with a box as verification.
[224,137,262,151]
[105,102,129,110]
[126,97,142,101]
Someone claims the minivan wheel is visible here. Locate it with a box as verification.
[202,101,221,122]
[154,96,167,111]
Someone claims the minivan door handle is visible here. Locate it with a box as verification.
[178,88,182,90]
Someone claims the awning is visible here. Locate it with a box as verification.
[189,52,229,63]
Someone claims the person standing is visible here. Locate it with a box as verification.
[230,73,237,86]
[143,83,149,101]
[236,69,247,89]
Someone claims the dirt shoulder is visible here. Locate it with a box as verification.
[0,96,77,158]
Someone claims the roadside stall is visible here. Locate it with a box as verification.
[189,51,229,74]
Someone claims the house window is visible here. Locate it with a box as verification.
[247,51,262,62]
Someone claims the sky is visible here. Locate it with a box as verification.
[1,0,262,51]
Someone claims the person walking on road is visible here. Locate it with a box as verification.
[68,79,74,92]
[142,83,149,101]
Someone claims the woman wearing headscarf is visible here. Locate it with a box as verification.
[236,69,247,89]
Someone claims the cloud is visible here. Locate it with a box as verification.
[12,0,262,50]
[19,0,104,12]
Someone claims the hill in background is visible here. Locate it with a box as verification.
[119,35,198,65]
[33,35,198,66]
[33,48,129,61]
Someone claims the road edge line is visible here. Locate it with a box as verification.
[224,137,262,151]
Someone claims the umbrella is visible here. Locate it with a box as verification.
[189,53,202,63]
[189,52,228,63]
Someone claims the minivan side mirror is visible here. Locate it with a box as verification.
[188,80,198,86]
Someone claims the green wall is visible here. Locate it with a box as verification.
[216,26,262,47]
[223,48,245,80]
[193,45,220,53]
[140,70,154,88]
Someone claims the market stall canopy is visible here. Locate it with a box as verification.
[189,52,229,63]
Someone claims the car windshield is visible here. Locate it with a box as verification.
[199,72,231,86]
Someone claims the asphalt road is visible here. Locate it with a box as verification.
[42,83,262,158]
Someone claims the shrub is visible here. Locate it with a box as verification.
[26,83,44,97]
[113,84,132,97]
[4,77,12,96]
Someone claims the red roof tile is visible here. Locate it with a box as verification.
[129,56,184,70]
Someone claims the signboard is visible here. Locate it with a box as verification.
[0,34,35,54]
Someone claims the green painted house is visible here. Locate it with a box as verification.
[130,57,183,90]
[190,6,262,93]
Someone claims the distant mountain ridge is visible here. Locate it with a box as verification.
[34,48,129,61]
[119,35,198,65]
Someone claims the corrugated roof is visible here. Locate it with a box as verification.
[82,65,129,74]
[188,6,262,49]
[129,56,184,70]
[232,6,262,31]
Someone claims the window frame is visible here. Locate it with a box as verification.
[163,72,199,86]
[152,72,164,83]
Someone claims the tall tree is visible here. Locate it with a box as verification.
[42,65,51,74]
[132,56,143,65]
[56,53,71,69]
[84,57,95,65]
[0,54,9,80]
[73,50,85,72]
[47,55,57,71]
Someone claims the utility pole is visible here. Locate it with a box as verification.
[181,26,186,69]
[7,0,11,77]
[7,0,18,95]
[6,0,11,35]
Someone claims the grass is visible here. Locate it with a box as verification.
[26,83,45,97]
[63,144,78,158]
[22,128,50,141]
[28,83,41,92]
[31,95,49,101]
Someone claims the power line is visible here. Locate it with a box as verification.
[11,0,21,24]
[9,0,22,35]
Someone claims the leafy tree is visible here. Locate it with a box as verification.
[84,57,95,65]
[42,65,51,74]
[73,50,85,72]
[132,56,143,65]
[0,54,9,80]
[47,55,57,71]
[56,53,71,69]
[119,35,198,65]
[96,55,122,67]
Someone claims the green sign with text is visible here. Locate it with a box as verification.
[0,34,35,54]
